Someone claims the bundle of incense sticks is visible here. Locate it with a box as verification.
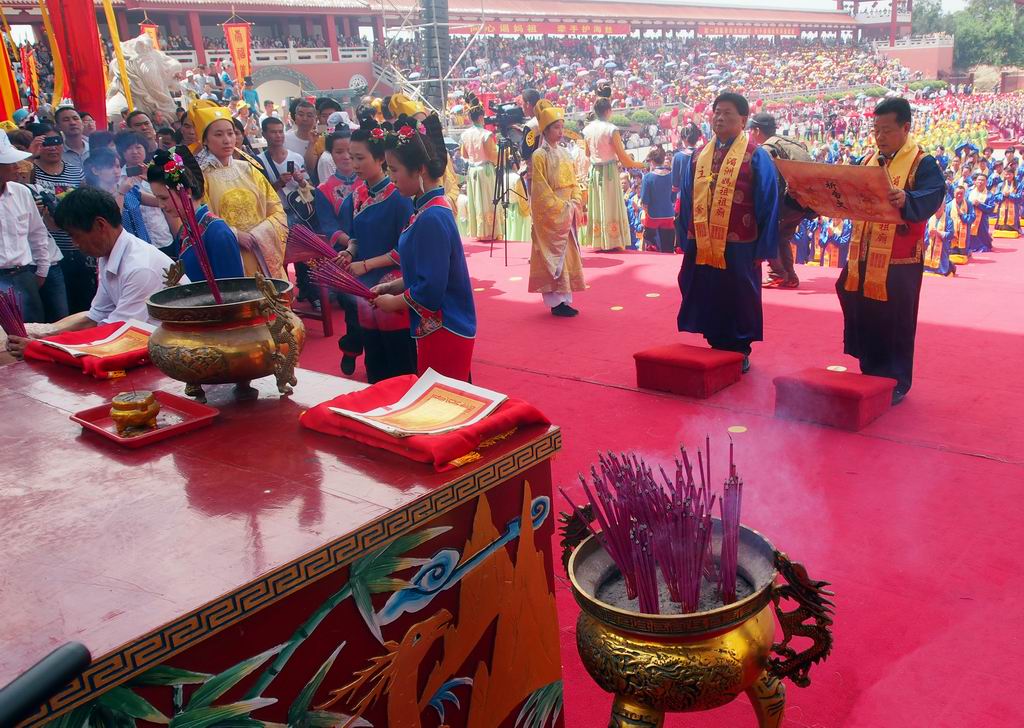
[308,259,376,300]
[286,224,339,265]
[719,442,743,605]
[0,288,27,338]
[168,188,221,303]
[562,439,744,615]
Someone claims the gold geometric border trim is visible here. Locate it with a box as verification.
[25,428,561,726]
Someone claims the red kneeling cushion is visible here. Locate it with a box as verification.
[634,344,744,399]
[773,368,896,431]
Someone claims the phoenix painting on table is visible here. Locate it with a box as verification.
[42,481,564,728]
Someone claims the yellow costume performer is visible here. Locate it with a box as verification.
[189,102,287,279]
[528,105,585,312]
[460,94,502,240]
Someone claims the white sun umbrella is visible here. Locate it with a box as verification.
[409,71,421,79]
[500,62,511,70]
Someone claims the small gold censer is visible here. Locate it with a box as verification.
[109,391,161,435]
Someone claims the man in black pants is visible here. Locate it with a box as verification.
[747,112,812,290]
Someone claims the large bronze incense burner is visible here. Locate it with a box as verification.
[146,273,304,402]
[564,520,834,728]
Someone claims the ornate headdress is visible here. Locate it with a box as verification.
[389,93,425,119]
[537,103,565,133]
[466,92,484,116]
[596,83,612,99]
[187,99,232,145]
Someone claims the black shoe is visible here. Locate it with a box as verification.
[551,303,579,317]
[742,356,751,374]
[340,354,357,375]
[891,388,907,406]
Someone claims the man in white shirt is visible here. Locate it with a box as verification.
[284,99,318,158]
[5,188,183,357]
[260,117,309,213]
[0,134,51,324]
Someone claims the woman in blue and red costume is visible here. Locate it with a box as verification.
[146,148,244,282]
[314,127,366,377]
[368,113,477,382]
[330,120,417,384]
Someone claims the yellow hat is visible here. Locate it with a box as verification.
[389,93,424,118]
[188,99,233,143]
[537,103,564,133]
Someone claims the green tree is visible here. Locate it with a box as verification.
[913,0,1024,70]
[911,0,947,35]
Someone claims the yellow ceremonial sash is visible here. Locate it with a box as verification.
[968,188,986,235]
[845,137,920,302]
[925,207,946,267]
[692,132,747,270]
[952,200,967,246]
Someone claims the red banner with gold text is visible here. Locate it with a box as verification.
[476,21,630,36]
[223,22,252,82]
[140,22,160,50]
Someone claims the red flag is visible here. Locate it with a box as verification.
[0,38,20,121]
[223,22,252,83]
[44,0,105,122]
[140,23,160,50]
[19,46,36,111]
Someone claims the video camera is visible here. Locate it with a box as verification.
[485,103,526,140]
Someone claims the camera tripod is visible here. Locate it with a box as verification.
[488,137,527,266]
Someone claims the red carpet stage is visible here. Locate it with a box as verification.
[297,236,1024,727]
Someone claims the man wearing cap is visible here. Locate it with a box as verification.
[242,78,260,110]
[0,133,52,324]
[675,92,779,372]
[747,111,812,290]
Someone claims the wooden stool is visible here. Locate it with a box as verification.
[633,344,745,399]
[293,283,334,337]
[773,368,896,431]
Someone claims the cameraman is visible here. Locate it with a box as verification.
[29,125,94,313]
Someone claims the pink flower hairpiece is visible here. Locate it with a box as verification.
[395,125,416,145]
[370,127,385,140]
[159,153,187,186]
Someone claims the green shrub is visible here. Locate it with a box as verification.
[630,110,657,125]
[609,113,633,128]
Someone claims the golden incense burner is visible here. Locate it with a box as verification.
[563,522,834,728]
[109,391,160,435]
[146,274,305,403]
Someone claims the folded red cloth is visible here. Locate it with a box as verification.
[23,322,151,379]
[300,374,551,471]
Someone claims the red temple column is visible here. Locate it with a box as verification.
[373,16,383,44]
[115,8,131,41]
[326,15,339,61]
[889,0,897,46]
[187,11,206,65]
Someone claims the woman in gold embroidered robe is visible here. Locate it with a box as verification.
[528,106,585,316]
[190,103,287,279]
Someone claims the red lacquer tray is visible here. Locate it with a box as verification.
[71,390,219,448]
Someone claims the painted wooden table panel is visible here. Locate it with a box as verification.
[0,362,564,727]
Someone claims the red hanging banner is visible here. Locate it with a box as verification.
[44,0,105,122]
[140,22,160,50]
[19,46,37,111]
[477,21,631,36]
[223,21,252,83]
[0,36,20,120]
